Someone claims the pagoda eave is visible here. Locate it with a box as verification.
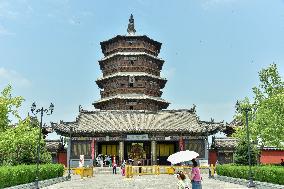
[93,96,170,110]
[100,35,162,53]
[100,52,163,62]
[96,72,167,89]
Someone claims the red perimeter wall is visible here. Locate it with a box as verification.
[260,150,284,164]
[209,149,284,165]
[58,152,67,167]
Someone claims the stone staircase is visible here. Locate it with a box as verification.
[94,167,121,174]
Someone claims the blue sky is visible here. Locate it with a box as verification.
[1,0,284,139]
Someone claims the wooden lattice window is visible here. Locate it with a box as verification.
[71,140,92,158]
[188,139,205,158]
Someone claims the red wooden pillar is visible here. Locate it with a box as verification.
[179,136,185,151]
[91,138,95,161]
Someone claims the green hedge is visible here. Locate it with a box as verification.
[216,164,284,185]
[0,164,64,188]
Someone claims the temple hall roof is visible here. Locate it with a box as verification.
[223,119,242,137]
[45,140,61,153]
[212,137,238,149]
[52,109,225,136]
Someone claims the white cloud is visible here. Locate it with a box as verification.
[0,0,34,20]
[0,24,14,36]
[0,1,19,19]
[0,68,31,88]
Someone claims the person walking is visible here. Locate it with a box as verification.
[176,172,189,189]
[121,160,126,176]
[190,159,202,189]
[138,161,142,176]
[112,162,117,174]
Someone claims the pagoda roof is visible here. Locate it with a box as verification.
[52,109,225,136]
[100,35,162,53]
[96,72,167,88]
[94,93,169,104]
[100,52,163,62]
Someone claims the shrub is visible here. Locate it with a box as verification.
[216,164,284,185]
[0,164,64,188]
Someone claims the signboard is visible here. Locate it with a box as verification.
[129,76,135,83]
[129,56,137,60]
[165,136,171,141]
[126,134,148,141]
[79,155,84,167]
[198,159,208,167]
[92,136,122,141]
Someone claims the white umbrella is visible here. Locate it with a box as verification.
[167,150,199,164]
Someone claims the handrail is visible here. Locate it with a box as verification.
[125,164,216,178]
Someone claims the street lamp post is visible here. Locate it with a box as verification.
[31,102,54,189]
[236,101,255,188]
[68,127,73,180]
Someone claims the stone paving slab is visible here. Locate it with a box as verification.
[42,174,247,189]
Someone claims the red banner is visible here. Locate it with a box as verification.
[91,138,95,160]
[179,137,184,151]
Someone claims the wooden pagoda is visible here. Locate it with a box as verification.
[53,15,225,166]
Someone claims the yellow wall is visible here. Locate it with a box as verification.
[156,143,174,156]
[102,144,118,156]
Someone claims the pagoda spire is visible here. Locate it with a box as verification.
[127,14,136,36]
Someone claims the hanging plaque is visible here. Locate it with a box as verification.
[129,76,135,83]
[126,134,148,141]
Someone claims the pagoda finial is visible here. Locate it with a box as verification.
[127,14,136,36]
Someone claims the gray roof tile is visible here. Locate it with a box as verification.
[53,109,224,135]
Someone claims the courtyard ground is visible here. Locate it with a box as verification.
[42,174,247,189]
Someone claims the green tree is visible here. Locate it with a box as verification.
[0,117,52,165]
[233,64,284,148]
[234,139,258,165]
[0,85,51,165]
[0,85,24,132]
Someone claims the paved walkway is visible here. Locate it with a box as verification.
[42,174,247,189]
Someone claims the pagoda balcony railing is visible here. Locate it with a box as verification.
[104,46,158,57]
[103,66,160,77]
[100,88,162,98]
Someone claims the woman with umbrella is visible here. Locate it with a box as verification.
[190,159,202,189]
